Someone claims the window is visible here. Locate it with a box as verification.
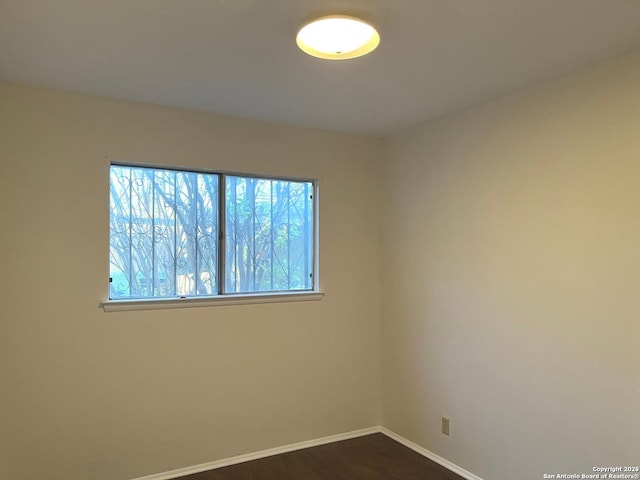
[109,164,316,301]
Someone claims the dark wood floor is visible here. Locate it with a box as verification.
[178,433,465,480]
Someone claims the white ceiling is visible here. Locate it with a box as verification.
[2,0,640,136]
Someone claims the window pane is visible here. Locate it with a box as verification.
[109,166,133,297]
[225,176,313,293]
[109,166,218,299]
[152,170,176,297]
[195,173,218,295]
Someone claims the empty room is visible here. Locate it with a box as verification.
[1,2,638,480]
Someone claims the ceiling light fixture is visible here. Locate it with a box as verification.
[296,15,380,60]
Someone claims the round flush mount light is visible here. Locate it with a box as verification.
[296,15,380,60]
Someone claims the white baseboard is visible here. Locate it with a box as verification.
[379,427,484,480]
[130,425,483,480]
[130,426,380,480]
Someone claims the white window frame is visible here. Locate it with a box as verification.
[103,163,322,312]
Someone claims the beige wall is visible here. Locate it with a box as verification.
[0,83,383,480]
[381,54,640,479]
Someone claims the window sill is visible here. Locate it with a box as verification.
[101,291,324,313]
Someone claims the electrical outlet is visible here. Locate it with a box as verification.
[442,417,450,436]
